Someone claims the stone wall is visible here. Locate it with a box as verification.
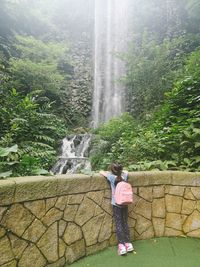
[1,171,200,266]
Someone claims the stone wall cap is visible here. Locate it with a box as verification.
[12,175,56,183]
[55,174,92,179]
[0,171,200,205]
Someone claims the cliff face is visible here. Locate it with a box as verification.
[48,0,95,126]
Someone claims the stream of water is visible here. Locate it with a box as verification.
[92,0,133,127]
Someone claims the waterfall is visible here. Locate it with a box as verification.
[53,1,133,174]
[92,0,133,127]
[52,134,91,174]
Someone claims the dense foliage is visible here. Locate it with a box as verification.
[0,0,93,126]
[0,87,66,177]
[0,15,69,177]
[124,34,200,118]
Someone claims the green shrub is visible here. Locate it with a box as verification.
[0,88,66,177]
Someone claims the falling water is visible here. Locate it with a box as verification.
[52,134,91,174]
[92,0,133,127]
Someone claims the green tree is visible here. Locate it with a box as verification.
[124,33,200,119]
[8,36,69,94]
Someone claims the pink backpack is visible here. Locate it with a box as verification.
[114,181,133,205]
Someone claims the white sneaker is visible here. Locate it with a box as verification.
[118,243,127,256]
[125,242,134,252]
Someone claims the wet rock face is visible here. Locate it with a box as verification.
[1,171,200,265]
[73,135,82,149]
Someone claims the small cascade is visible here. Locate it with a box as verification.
[52,134,91,174]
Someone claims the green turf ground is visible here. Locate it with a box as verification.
[70,237,200,267]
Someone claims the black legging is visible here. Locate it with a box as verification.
[113,205,130,244]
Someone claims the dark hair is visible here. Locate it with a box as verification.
[109,162,123,185]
